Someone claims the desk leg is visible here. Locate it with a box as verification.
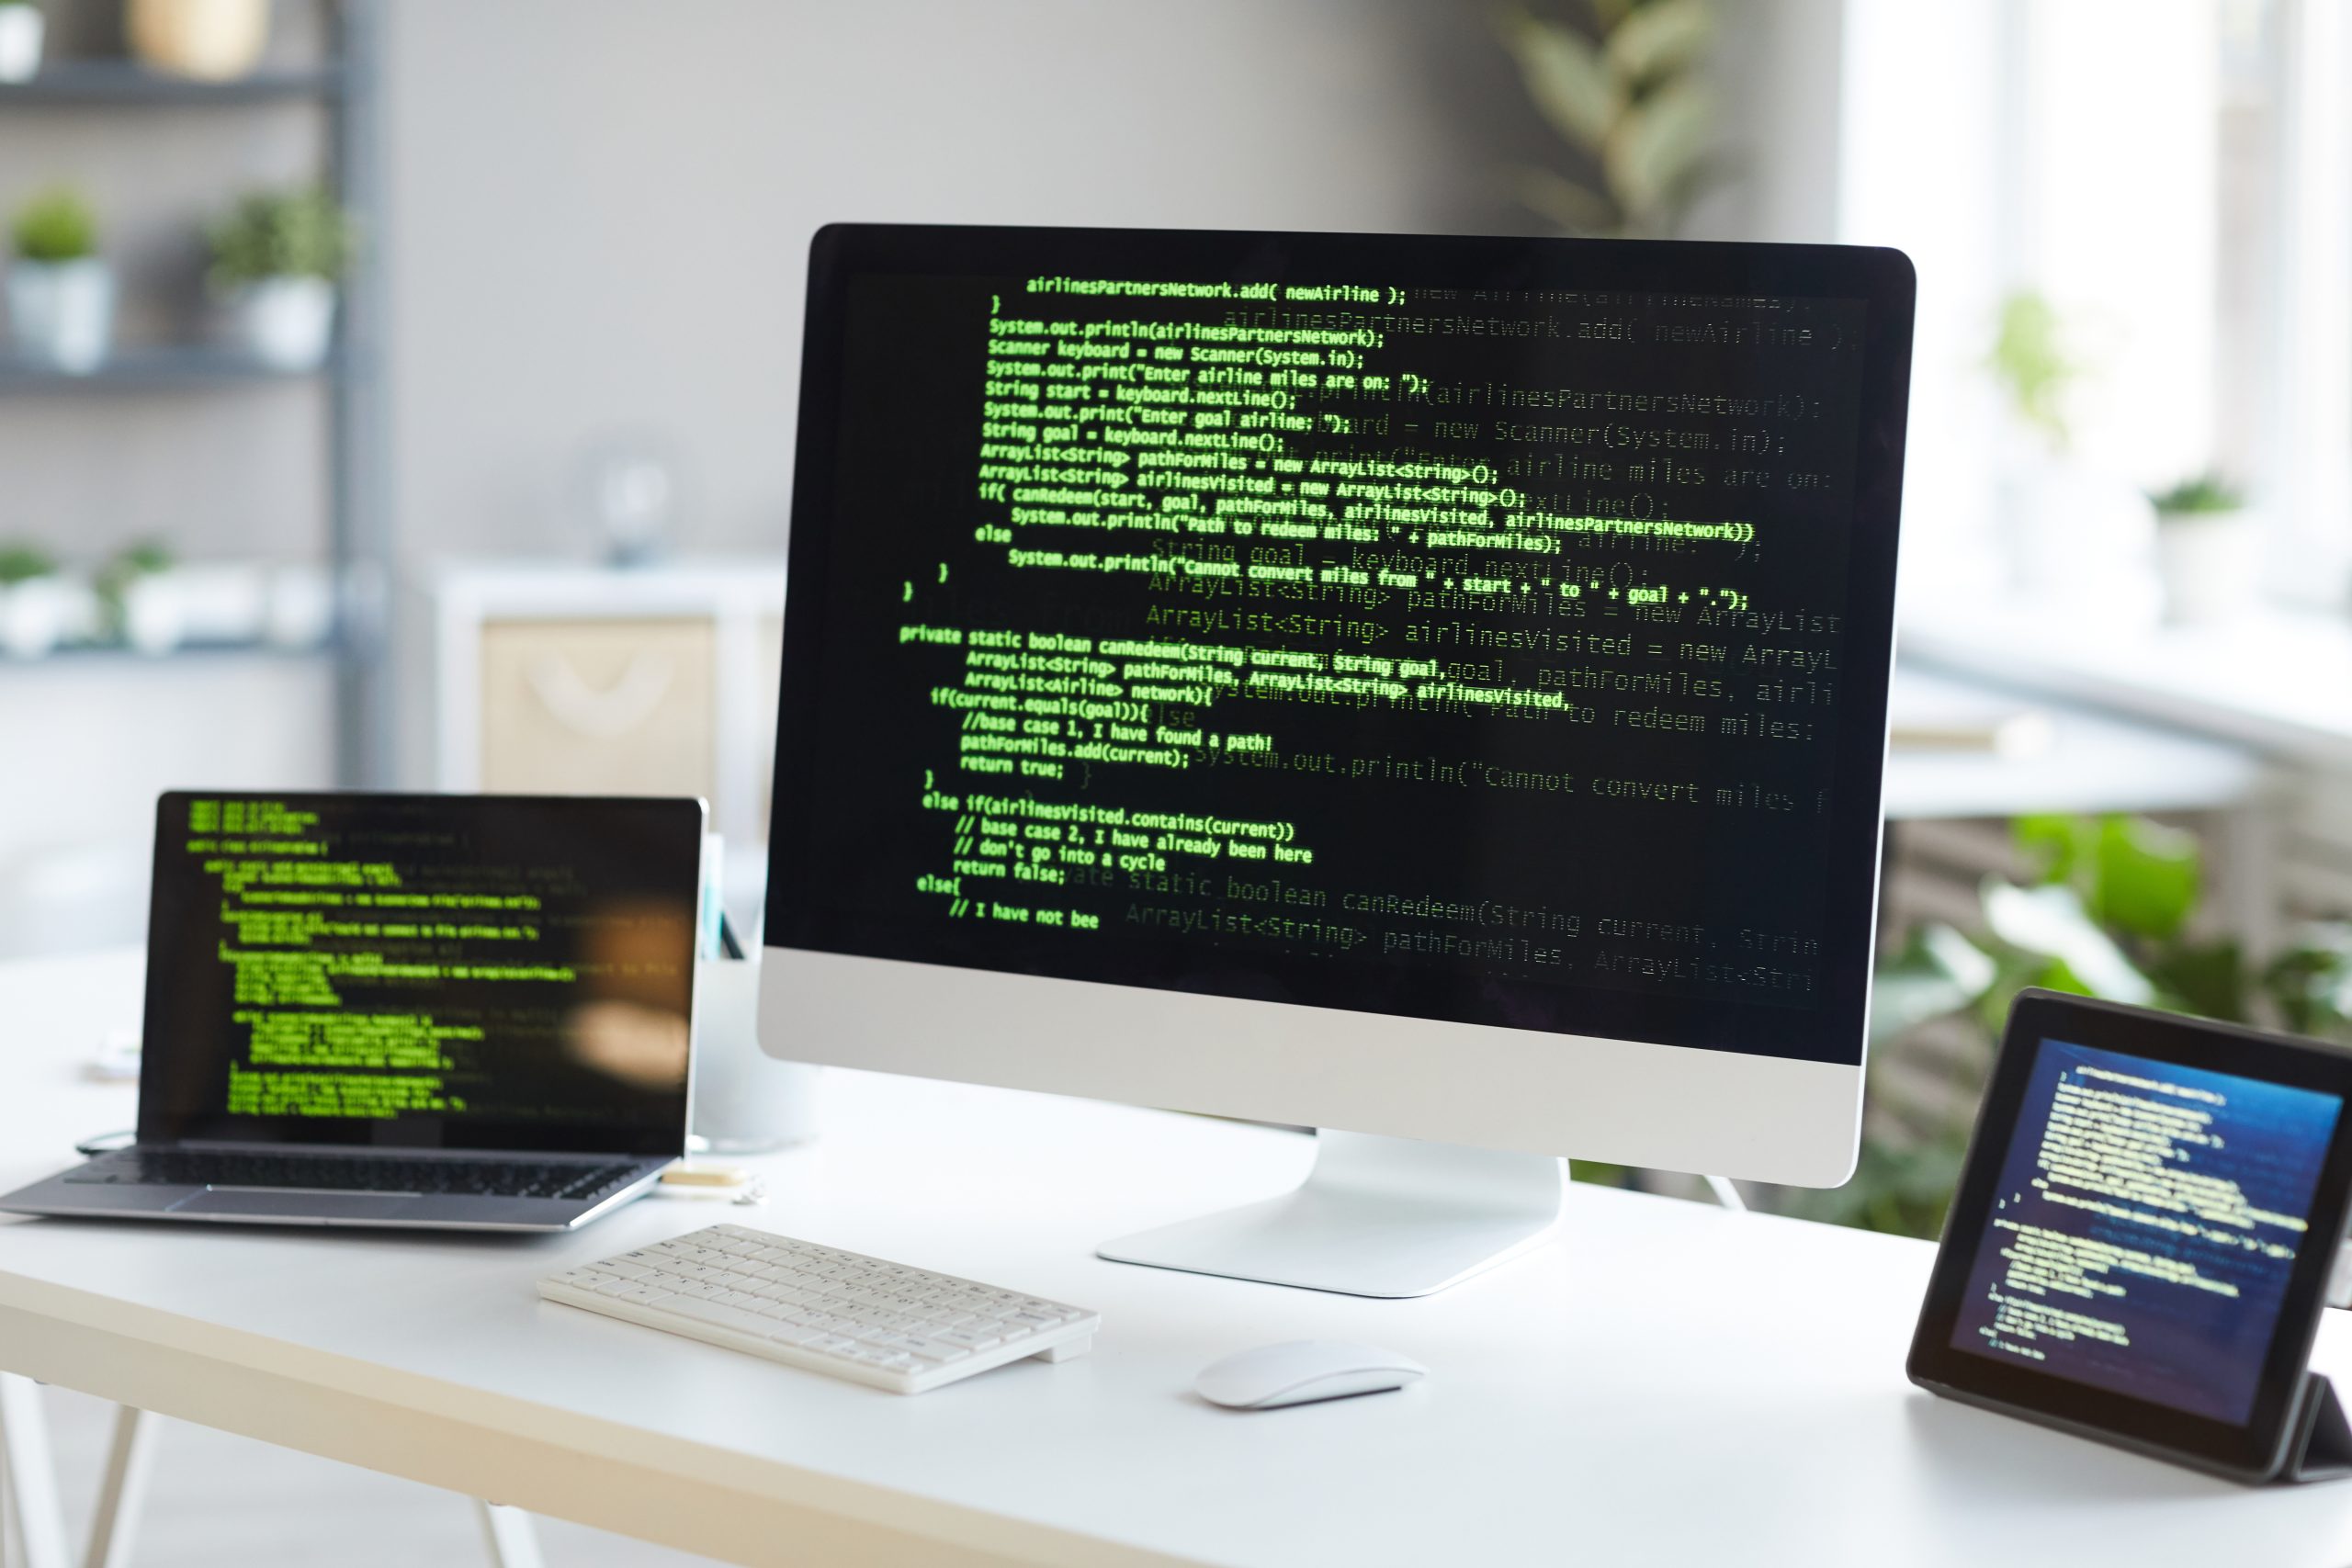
[474,1501,544,1568]
[0,1374,70,1568]
[82,1407,157,1568]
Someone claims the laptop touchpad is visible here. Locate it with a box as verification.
[170,1190,417,1222]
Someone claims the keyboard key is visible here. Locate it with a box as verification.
[611,1284,675,1306]
[901,1338,973,1362]
[664,1299,775,1337]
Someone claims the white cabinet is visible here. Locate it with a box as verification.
[428,559,786,860]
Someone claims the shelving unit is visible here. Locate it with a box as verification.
[0,0,389,783]
[0,60,343,105]
[0,344,337,389]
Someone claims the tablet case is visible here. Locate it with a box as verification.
[2282,1372,2352,1483]
[1920,1370,2351,1485]
[1907,991,2352,1486]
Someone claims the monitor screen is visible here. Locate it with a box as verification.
[139,792,705,1155]
[1951,1037,2344,1425]
[771,227,1908,1066]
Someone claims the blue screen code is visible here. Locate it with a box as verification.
[1951,1038,2341,1424]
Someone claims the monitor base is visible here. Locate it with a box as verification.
[1096,1131,1565,1298]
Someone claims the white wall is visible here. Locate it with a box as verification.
[1689,0,1847,244]
[380,0,1495,565]
[375,0,1871,784]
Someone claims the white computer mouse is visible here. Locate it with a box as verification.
[1193,1340,1428,1410]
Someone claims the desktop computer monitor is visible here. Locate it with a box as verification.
[761,224,1913,1297]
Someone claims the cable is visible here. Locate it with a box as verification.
[1702,1173,1747,1212]
[73,1130,136,1157]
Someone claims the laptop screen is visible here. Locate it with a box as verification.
[137,793,705,1156]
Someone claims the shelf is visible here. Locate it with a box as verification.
[0,640,336,668]
[0,345,336,392]
[0,1,390,783]
[0,60,343,106]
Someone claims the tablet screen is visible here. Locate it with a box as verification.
[1951,1036,2343,1425]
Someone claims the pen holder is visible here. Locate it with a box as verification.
[690,952,819,1153]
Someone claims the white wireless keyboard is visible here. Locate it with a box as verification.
[538,1223,1101,1394]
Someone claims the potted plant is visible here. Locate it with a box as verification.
[206,186,350,370]
[2149,471,2256,626]
[0,0,44,84]
[0,541,68,658]
[8,186,112,374]
[96,539,180,654]
[1987,290,2151,604]
[1494,0,1723,239]
[1808,811,2352,1238]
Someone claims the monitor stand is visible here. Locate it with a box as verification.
[1095,1131,1565,1298]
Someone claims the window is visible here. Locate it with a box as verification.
[1838,0,2352,613]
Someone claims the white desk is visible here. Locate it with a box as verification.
[1903,604,2352,773]
[5,950,2352,1567]
[1883,664,2267,821]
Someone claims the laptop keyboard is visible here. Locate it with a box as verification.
[67,1151,644,1202]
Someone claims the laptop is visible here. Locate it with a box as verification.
[0,791,706,1231]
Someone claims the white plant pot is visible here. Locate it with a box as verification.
[265,562,334,649]
[2155,511,2260,627]
[171,562,270,644]
[226,276,336,371]
[690,953,820,1153]
[7,260,116,375]
[122,574,187,655]
[0,6,45,83]
[0,577,70,659]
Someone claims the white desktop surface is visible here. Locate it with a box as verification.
[4,950,2352,1567]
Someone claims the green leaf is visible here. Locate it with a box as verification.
[1507,165,1622,236]
[206,187,354,288]
[1780,1132,1968,1239]
[1922,920,2001,996]
[2088,815,2199,941]
[1603,73,1713,228]
[1497,11,1619,155]
[2149,940,2249,1023]
[1589,0,1641,35]
[2262,926,2352,1038]
[12,186,97,265]
[1604,0,1713,86]
[2148,470,2245,515]
[0,542,58,586]
[1870,923,1996,1043]
[2014,813,2092,886]
[1981,880,2155,1004]
[1987,290,2077,451]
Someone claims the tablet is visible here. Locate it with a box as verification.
[1908,989,2352,1483]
